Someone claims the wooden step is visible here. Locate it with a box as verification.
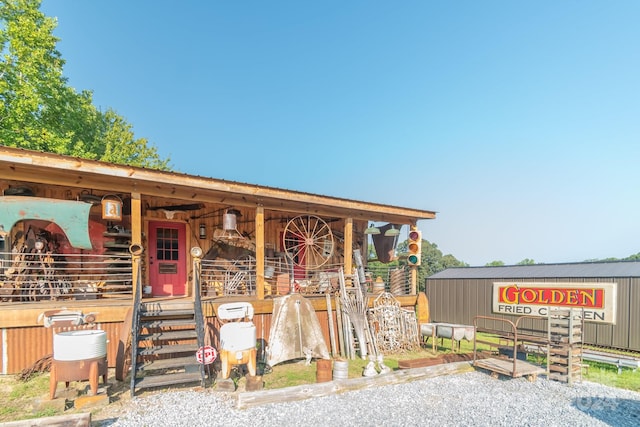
[137,355,199,371]
[138,329,198,342]
[141,309,196,317]
[138,343,199,356]
[141,318,196,329]
[134,371,204,391]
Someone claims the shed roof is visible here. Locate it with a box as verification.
[428,261,640,279]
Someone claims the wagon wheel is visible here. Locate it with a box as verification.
[283,215,334,269]
[115,307,134,381]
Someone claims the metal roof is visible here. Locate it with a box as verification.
[0,146,436,224]
[428,260,640,279]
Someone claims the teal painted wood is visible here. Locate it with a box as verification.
[0,196,93,249]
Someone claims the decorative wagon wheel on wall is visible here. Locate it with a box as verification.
[283,215,334,269]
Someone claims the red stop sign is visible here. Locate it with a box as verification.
[195,346,217,365]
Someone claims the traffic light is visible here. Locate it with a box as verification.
[407,229,422,266]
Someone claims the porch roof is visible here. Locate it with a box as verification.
[0,146,436,224]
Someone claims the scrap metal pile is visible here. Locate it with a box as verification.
[337,268,420,359]
[0,227,73,301]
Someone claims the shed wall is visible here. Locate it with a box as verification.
[425,276,639,352]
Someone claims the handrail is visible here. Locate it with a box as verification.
[129,244,144,397]
[191,247,206,387]
[0,250,133,301]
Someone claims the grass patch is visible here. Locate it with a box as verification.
[584,362,640,392]
[1,337,638,423]
[8,373,49,400]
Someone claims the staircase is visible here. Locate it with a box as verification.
[129,305,207,395]
[125,251,208,396]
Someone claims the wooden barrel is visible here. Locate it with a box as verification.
[316,359,333,383]
[333,359,349,380]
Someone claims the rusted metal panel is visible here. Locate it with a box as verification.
[1,322,122,374]
[0,196,92,249]
[3,326,50,374]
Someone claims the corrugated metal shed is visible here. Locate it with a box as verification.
[429,261,640,279]
[425,261,640,352]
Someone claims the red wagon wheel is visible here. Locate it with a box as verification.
[283,215,334,270]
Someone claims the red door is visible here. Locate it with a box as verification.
[281,230,306,282]
[148,221,187,296]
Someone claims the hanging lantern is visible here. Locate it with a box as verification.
[101,195,123,221]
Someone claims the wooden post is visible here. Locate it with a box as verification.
[130,192,142,299]
[326,293,337,356]
[343,218,353,275]
[410,266,417,295]
[255,206,265,300]
[334,295,345,358]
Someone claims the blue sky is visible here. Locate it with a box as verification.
[40,1,639,266]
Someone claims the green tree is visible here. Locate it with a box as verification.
[0,0,170,169]
[486,260,505,266]
[394,239,468,292]
[517,258,536,265]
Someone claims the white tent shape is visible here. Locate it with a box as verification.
[266,293,331,367]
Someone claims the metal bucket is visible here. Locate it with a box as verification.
[265,266,275,279]
[333,359,349,380]
[223,212,237,230]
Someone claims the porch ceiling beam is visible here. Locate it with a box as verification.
[0,149,436,224]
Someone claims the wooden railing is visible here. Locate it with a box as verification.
[199,257,413,297]
[0,250,132,302]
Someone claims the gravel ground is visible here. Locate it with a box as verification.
[96,370,640,427]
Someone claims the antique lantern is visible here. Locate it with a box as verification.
[101,195,123,221]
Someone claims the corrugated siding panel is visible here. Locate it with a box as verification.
[462,279,474,325]
[1,323,122,375]
[630,278,640,351]
[4,327,49,374]
[425,275,638,351]
[611,278,629,349]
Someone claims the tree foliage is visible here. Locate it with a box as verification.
[0,0,170,169]
[368,239,467,293]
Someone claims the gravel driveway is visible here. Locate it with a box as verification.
[95,366,640,427]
